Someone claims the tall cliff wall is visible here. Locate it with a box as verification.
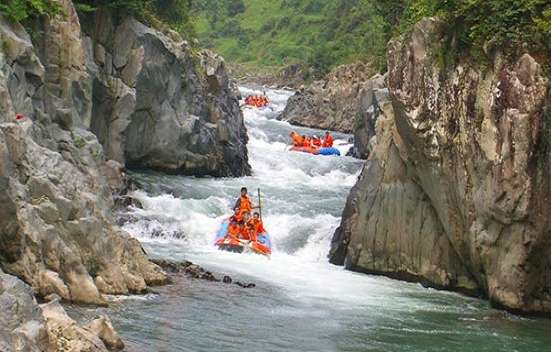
[0,0,168,307]
[80,8,250,177]
[330,18,550,315]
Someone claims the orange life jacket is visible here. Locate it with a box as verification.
[324,134,333,147]
[237,196,252,214]
[226,224,241,238]
[312,138,322,147]
[252,219,265,234]
[291,132,303,145]
[228,214,242,223]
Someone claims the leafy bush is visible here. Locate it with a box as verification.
[0,0,61,21]
[72,0,195,38]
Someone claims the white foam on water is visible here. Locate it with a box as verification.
[119,87,484,315]
[97,87,551,352]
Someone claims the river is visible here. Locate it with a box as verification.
[66,87,550,352]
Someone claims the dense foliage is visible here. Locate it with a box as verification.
[1,0,549,75]
[0,0,195,38]
[193,0,550,76]
[0,0,61,21]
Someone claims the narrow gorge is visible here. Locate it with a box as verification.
[0,1,549,351]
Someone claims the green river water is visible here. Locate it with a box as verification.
[66,87,550,352]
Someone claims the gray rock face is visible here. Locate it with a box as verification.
[0,269,47,352]
[278,63,372,133]
[0,2,166,306]
[81,9,250,176]
[348,74,390,159]
[330,18,550,315]
[0,269,118,352]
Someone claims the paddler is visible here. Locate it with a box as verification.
[225,219,241,239]
[234,187,258,216]
[245,225,257,242]
[312,135,322,147]
[237,220,247,239]
[289,131,303,146]
[248,212,265,235]
[229,206,243,223]
[323,131,334,147]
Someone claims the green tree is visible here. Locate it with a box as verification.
[0,0,61,21]
[226,0,245,17]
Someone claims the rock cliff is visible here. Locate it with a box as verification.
[330,18,550,315]
[80,8,250,176]
[348,74,390,159]
[0,1,167,307]
[278,63,372,133]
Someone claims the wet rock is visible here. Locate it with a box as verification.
[0,269,118,352]
[114,196,143,210]
[278,63,372,133]
[151,259,218,281]
[41,299,111,351]
[151,259,255,287]
[86,316,125,350]
[332,18,550,315]
[235,281,255,288]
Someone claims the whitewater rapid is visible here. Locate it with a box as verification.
[65,86,550,352]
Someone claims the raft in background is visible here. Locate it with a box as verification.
[242,104,273,111]
[214,220,272,257]
[288,146,341,156]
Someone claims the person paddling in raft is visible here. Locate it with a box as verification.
[322,131,334,147]
[225,219,241,240]
[248,212,265,236]
[234,187,259,217]
[287,131,303,147]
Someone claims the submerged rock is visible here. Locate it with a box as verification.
[152,259,255,288]
[278,63,372,133]
[331,18,550,315]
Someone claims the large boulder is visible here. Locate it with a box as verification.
[278,63,372,133]
[81,9,250,176]
[0,3,166,305]
[0,269,118,352]
[330,18,550,315]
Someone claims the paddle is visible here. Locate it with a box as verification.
[257,188,262,222]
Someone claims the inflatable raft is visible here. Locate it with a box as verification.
[288,146,341,156]
[242,104,273,111]
[214,220,272,257]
